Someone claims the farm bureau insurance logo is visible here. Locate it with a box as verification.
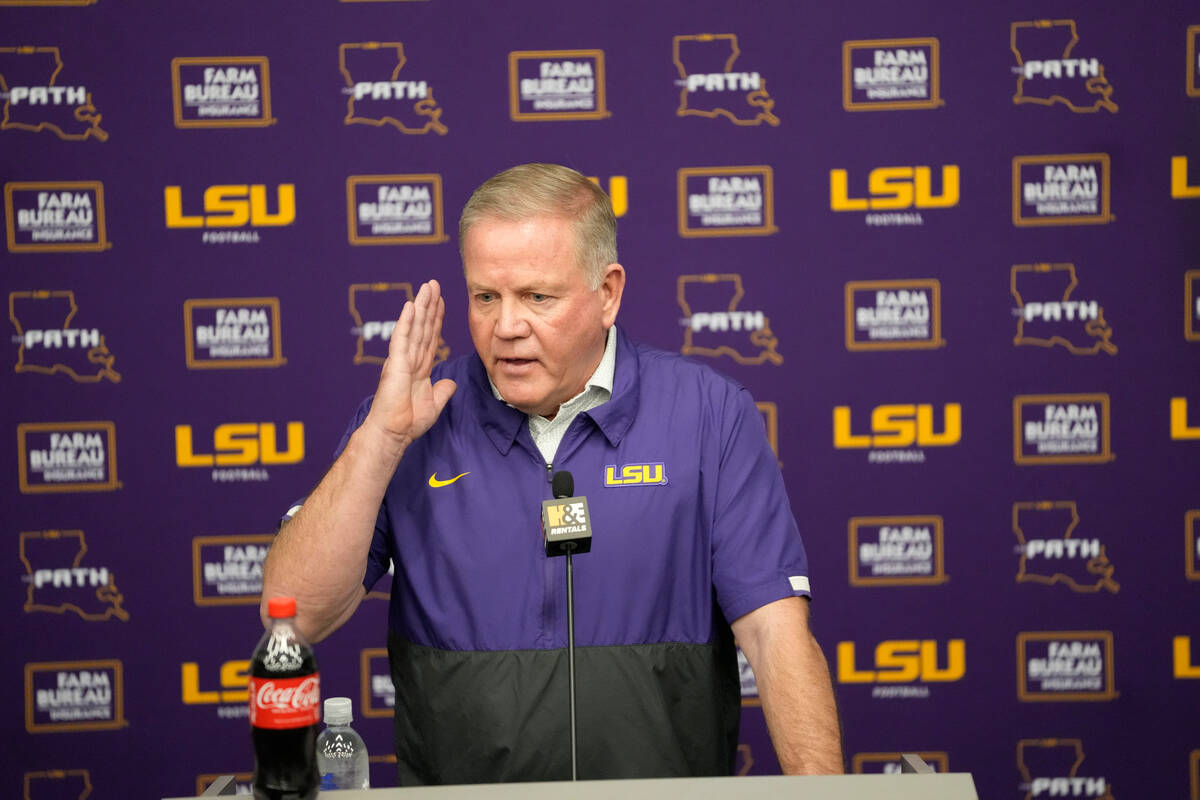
[1011,263,1115,355]
[1189,26,1200,97]
[4,181,110,252]
[842,37,943,111]
[347,174,448,245]
[836,638,965,699]
[10,290,120,382]
[18,421,120,494]
[1017,631,1117,702]
[164,183,295,244]
[1013,153,1112,226]
[175,421,305,483]
[829,164,958,226]
[360,648,393,718]
[184,297,285,369]
[845,279,944,351]
[848,515,947,586]
[171,57,275,128]
[1013,502,1119,594]
[1188,510,1200,582]
[833,403,962,464]
[1017,739,1112,799]
[25,660,126,732]
[1010,20,1117,113]
[677,166,776,237]
[677,273,782,365]
[339,42,447,135]
[350,282,451,366]
[672,33,779,126]
[1013,393,1113,465]
[193,534,272,606]
[508,50,609,121]
[1187,270,1200,342]
[20,529,128,621]
[0,46,107,141]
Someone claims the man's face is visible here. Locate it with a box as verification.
[463,215,624,418]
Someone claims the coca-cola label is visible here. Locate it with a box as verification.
[248,673,320,729]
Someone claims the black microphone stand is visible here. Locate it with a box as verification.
[564,541,578,781]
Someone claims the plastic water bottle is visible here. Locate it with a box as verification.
[316,697,370,790]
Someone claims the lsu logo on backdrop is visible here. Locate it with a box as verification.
[1186,270,1200,342]
[1010,20,1117,113]
[1013,502,1119,594]
[164,183,295,244]
[829,164,959,226]
[1017,631,1117,702]
[672,33,779,127]
[339,42,447,135]
[604,463,667,487]
[833,403,962,464]
[848,515,947,587]
[193,534,272,606]
[10,290,121,383]
[837,639,965,699]
[844,279,944,351]
[842,38,943,111]
[18,421,120,494]
[4,181,110,252]
[1170,397,1200,440]
[1172,156,1200,199]
[171,57,274,128]
[20,529,129,621]
[0,46,107,141]
[184,297,285,369]
[508,50,610,121]
[181,657,250,719]
[1177,636,1200,678]
[1012,153,1112,226]
[852,753,949,774]
[350,283,451,366]
[360,648,394,718]
[175,421,305,483]
[347,174,448,245]
[1013,393,1113,465]
[1011,263,1116,355]
[1187,511,1200,581]
[25,659,126,732]
[676,166,776,237]
[1018,739,1110,798]
[677,273,782,365]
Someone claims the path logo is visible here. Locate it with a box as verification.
[171,57,275,128]
[1012,264,1116,355]
[10,290,120,382]
[5,181,110,252]
[830,165,959,227]
[23,770,93,800]
[18,421,120,494]
[834,403,962,464]
[677,166,776,237]
[1173,397,1200,440]
[1018,631,1118,702]
[175,421,305,483]
[1187,511,1200,582]
[508,50,609,121]
[843,38,943,111]
[184,297,285,369]
[360,648,393,718]
[347,175,448,245]
[672,34,779,126]
[20,530,128,622]
[193,534,272,606]
[1013,502,1119,594]
[677,274,781,365]
[1013,154,1112,226]
[25,660,126,732]
[1017,739,1112,799]
[1011,20,1117,113]
[845,279,944,351]
[1189,27,1200,97]
[1185,270,1200,341]
[1175,157,1200,199]
[0,46,107,141]
[340,42,447,135]
[852,753,949,774]
[848,515,947,587]
[1014,394,1113,465]
[350,283,450,366]
[837,639,965,700]
[164,184,295,244]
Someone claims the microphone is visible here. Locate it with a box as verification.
[542,470,593,556]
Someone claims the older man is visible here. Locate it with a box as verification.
[262,164,842,783]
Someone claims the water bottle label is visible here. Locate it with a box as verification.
[249,673,320,728]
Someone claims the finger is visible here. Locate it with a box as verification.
[389,296,416,366]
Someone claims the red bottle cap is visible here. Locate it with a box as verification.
[266,596,297,618]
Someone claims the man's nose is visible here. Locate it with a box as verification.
[495,298,531,338]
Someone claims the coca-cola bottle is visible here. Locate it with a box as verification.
[250,596,320,800]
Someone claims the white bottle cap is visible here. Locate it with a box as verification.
[324,696,353,726]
